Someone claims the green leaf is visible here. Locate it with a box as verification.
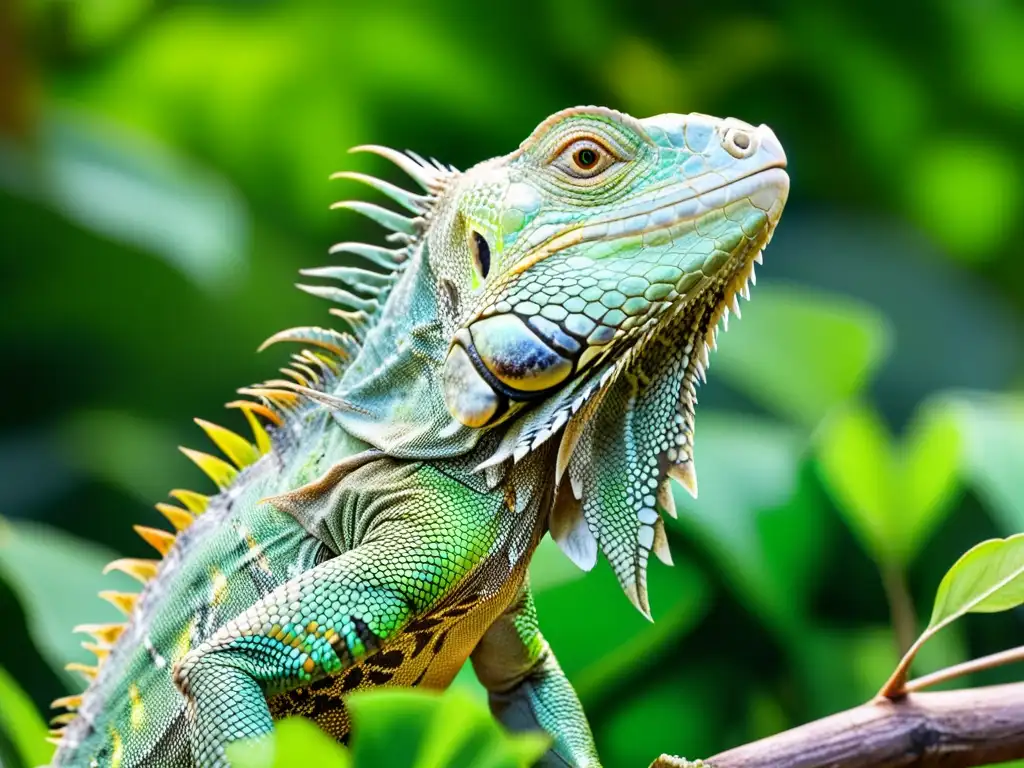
[815,400,961,566]
[815,403,894,562]
[713,284,890,428]
[347,687,548,768]
[0,520,136,688]
[228,717,350,768]
[0,665,54,767]
[928,534,1024,630]
[945,393,1024,534]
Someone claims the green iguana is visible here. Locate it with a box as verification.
[48,106,788,767]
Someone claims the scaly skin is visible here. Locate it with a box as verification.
[50,106,788,767]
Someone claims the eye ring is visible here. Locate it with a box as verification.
[550,137,619,180]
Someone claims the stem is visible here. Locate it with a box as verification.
[904,645,1024,694]
[880,564,917,656]
[879,631,930,699]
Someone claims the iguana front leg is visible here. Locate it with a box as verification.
[174,463,503,767]
[471,581,600,767]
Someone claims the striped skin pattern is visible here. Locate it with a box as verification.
[49,107,788,767]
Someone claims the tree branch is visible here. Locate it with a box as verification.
[651,682,1024,768]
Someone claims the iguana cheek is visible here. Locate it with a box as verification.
[470,314,573,392]
[442,343,500,428]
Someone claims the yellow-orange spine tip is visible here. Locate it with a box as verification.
[169,488,210,514]
[81,641,111,660]
[51,694,83,711]
[50,713,77,726]
[103,558,159,584]
[73,622,126,644]
[99,590,139,616]
[225,401,274,455]
[65,662,98,681]
[193,418,259,469]
[179,447,239,489]
[154,502,194,532]
[133,525,176,557]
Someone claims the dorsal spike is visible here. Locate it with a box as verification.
[133,524,177,557]
[65,662,98,681]
[236,387,302,411]
[328,308,371,341]
[50,713,77,726]
[225,401,275,453]
[279,367,310,387]
[258,326,355,358]
[103,557,160,584]
[81,641,111,661]
[154,502,194,532]
[652,518,673,566]
[51,694,83,711]
[348,144,440,191]
[329,170,429,213]
[299,265,392,295]
[295,283,381,314]
[307,349,341,375]
[330,200,418,236]
[179,447,239,489]
[194,418,259,469]
[99,590,139,616]
[294,351,331,379]
[169,488,210,513]
[328,241,407,270]
[289,361,321,387]
[73,623,125,644]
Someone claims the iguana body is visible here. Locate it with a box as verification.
[49,106,788,767]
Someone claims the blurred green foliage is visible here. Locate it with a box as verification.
[1,0,1024,766]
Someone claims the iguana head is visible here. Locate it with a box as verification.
[292,106,787,615]
[431,107,787,430]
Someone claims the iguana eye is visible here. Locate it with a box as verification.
[551,138,618,180]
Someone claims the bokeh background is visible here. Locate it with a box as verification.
[2,1,1024,766]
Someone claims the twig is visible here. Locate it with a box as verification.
[651,682,1024,768]
[904,645,1024,694]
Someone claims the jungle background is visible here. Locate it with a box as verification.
[2,1,1024,766]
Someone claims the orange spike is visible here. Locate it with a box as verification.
[154,502,194,532]
[169,488,210,514]
[133,525,176,557]
[50,713,77,726]
[51,694,83,711]
[179,447,238,489]
[99,590,139,616]
[73,623,125,644]
[237,387,301,410]
[194,418,259,469]
[65,662,98,681]
[226,399,283,427]
[103,557,160,584]
[81,641,111,660]
[226,402,273,454]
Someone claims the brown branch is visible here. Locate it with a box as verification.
[651,682,1024,768]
